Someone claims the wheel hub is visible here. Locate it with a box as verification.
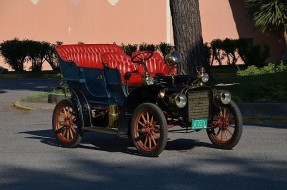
[63,117,73,127]
[213,116,229,130]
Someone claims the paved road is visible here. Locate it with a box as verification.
[0,78,287,190]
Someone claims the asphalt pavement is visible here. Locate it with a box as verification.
[1,78,287,190]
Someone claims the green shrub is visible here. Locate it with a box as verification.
[139,43,156,52]
[245,44,270,67]
[237,62,287,76]
[0,39,62,71]
[214,71,287,102]
[26,40,50,71]
[121,44,137,56]
[45,42,60,71]
[0,38,29,71]
[209,38,270,67]
[158,42,173,57]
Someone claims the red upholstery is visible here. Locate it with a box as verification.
[102,53,142,84]
[56,44,124,69]
[56,44,176,85]
[132,51,177,76]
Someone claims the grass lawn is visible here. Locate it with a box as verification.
[211,71,287,103]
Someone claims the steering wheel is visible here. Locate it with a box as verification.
[131,51,153,64]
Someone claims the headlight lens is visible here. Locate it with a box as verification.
[197,67,209,83]
[169,93,187,108]
[215,91,231,105]
[164,50,181,66]
[201,73,209,83]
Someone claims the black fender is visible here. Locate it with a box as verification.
[118,85,163,138]
[70,88,92,128]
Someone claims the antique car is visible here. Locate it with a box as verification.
[52,44,243,157]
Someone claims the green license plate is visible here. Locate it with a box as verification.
[192,119,208,129]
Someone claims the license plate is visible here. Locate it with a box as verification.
[192,119,208,130]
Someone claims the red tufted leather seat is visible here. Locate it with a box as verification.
[56,44,124,69]
[102,52,142,84]
[132,51,177,76]
[56,44,176,85]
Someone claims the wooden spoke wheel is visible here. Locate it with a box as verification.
[52,99,82,148]
[131,103,167,157]
[207,100,243,149]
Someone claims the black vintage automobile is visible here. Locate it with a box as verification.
[52,44,242,157]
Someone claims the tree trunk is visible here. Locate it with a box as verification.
[284,24,287,47]
[170,0,209,75]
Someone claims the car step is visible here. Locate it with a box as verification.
[82,126,118,135]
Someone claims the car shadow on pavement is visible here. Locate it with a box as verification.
[19,129,60,147]
[19,129,213,156]
[165,138,213,152]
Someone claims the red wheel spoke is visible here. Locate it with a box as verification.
[59,112,66,119]
[216,128,221,136]
[63,107,68,117]
[152,131,159,139]
[144,136,148,146]
[151,135,157,146]
[55,126,64,134]
[226,111,230,120]
[147,112,150,124]
[224,130,228,140]
[141,114,147,123]
[66,128,70,140]
[138,120,145,127]
[226,127,233,136]
[69,128,74,139]
[62,128,67,137]
[148,136,152,149]
[150,116,154,126]
[70,126,76,134]
[223,108,227,118]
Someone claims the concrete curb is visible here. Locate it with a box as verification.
[243,118,287,125]
[13,101,36,110]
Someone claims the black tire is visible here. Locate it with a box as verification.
[131,103,168,157]
[207,100,243,149]
[52,99,83,148]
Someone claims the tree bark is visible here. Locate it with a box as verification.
[284,24,287,47]
[170,0,208,75]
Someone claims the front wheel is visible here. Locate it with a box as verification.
[207,100,243,149]
[131,103,167,157]
[52,99,83,148]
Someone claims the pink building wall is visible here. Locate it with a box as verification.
[0,0,285,70]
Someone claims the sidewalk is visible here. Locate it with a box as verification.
[238,103,287,124]
[14,100,287,125]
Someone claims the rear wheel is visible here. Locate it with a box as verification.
[131,103,167,157]
[52,99,83,148]
[207,100,243,149]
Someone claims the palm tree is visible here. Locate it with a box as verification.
[245,0,287,47]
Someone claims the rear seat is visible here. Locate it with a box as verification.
[56,44,124,69]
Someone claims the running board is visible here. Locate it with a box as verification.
[82,126,118,135]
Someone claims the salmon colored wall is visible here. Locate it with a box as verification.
[0,0,285,70]
[0,0,167,44]
[200,0,285,63]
